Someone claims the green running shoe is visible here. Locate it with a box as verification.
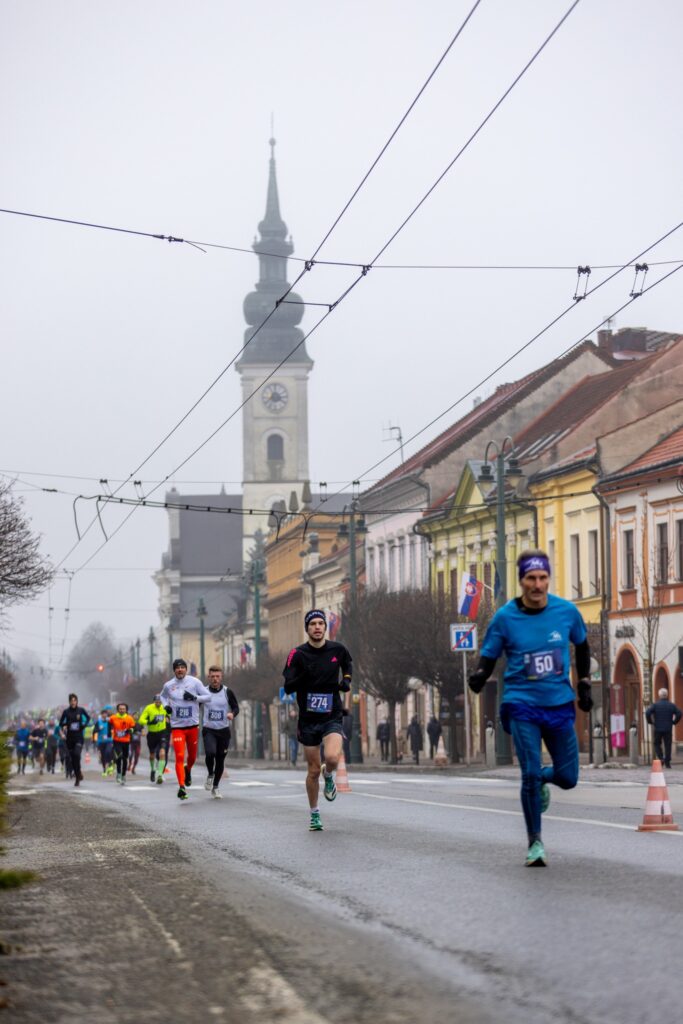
[177,786,189,801]
[525,840,547,867]
[322,771,337,802]
[309,811,323,831]
[540,782,551,814]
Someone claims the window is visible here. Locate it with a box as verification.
[267,434,284,461]
[677,521,683,581]
[623,529,634,590]
[588,530,599,596]
[656,522,669,584]
[378,545,386,585]
[570,534,582,599]
[548,539,555,580]
[450,568,458,615]
[409,538,417,589]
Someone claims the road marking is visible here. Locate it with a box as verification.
[345,779,388,785]
[353,791,683,835]
[240,964,332,1023]
[229,781,275,787]
[121,786,158,791]
[7,789,39,796]
[131,892,184,958]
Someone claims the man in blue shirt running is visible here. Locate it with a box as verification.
[469,549,593,867]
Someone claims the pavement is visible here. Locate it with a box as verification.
[3,757,683,1024]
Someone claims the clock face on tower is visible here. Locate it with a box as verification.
[261,382,289,412]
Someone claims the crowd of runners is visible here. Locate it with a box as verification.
[6,550,612,865]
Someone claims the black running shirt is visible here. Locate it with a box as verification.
[282,641,352,723]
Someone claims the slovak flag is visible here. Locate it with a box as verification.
[458,573,483,621]
[328,610,340,640]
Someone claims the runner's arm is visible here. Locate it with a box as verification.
[282,649,302,694]
[339,647,352,691]
[574,638,591,679]
[226,689,240,717]
[468,655,497,693]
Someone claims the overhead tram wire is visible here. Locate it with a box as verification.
[337,247,683,499]
[54,10,486,574]
[68,0,582,573]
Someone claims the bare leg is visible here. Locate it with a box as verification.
[303,745,322,809]
[322,732,342,774]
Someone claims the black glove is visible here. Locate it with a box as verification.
[468,670,488,694]
[577,680,593,712]
[164,705,172,716]
[182,690,197,702]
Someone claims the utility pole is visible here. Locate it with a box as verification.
[251,555,264,760]
[339,484,366,763]
[197,598,207,680]
[135,637,141,680]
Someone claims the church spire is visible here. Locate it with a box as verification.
[238,139,311,367]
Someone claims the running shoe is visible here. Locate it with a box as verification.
[150,767,156,783]
[525,840,547,867]
[101,771,108,778]
[211,788,222,799]
[156,772,164,785]
[116,775,122,785]
[177,786,189,801]
[309,810,323,831]
[184,766,192,787]
[120,777,126,786]
[540,783,551,814]
[322,770,337,802]
[74,776,80,787]
[204,774,214,792]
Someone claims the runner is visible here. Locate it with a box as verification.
[29,719,48,775]
[45,718,59,774]
[13,719,30,774]
[129,717,142,775]
[109,703,136,785]
[59,695,91,786]
[93,710,115,776]
[138,695,170,784]
[160,659,211,801]
[202,666,239,799]
[468,549,593,867]
[282,609,353,832]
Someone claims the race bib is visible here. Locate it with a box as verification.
[115,729,127,738]
[69,722,80,731]
[176,706,192,719]
[306,692,333,713]
[524,648,563,680]
[154,715,165,723]
[208,709,225,722]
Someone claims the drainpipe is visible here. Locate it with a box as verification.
[592,478,612,760]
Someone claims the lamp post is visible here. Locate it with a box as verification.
[337,485,367,764]
[148,627,156,676]
[197,597,207,680]
[477,437,523,767]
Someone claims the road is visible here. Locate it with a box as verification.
[4,762,682,1024]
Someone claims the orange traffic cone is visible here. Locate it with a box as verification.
[336,750,351,792]
[434,736,448,767]
[637,759,679,832]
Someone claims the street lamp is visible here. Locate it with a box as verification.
[337,484,368,763]
[477,436,523,766]
[197,597,207,680]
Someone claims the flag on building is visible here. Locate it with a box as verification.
[328,610,340,640]
[459,573,483,620]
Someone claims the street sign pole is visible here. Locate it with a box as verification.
[462,649,471,765]
[450,625,478,766]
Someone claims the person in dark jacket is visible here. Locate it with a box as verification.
[645,688,682,768]
[59,694,91,786]
[406,715,424,765]
[427,716,442,759]
[376,719,390,761]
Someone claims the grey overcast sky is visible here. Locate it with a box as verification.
[2,0,682,684]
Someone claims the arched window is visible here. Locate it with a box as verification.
[267,434,284,461]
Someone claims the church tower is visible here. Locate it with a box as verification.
[237,139,313,559]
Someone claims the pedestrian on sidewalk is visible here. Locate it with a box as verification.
[645,689,682,768]
[406,715,423,765]
[427,715,442,759]
[285,708,299,766]
[376,718,390,762]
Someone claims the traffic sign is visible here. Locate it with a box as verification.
[450,624,478,651]
[278,686,296,704]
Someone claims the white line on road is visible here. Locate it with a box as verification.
[229,781,276,787]
[7,789,39,796]
[240,964,332,1023]
[354,791,683,835]
[131,892,184,959]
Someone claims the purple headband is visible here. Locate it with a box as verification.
[518,555,551,580]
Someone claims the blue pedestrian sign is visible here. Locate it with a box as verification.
[450,625,478,652]
[279,686,296,704]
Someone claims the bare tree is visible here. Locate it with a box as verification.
[0,664,19,711]
[65,622,120,700]
[0,481,53,617]
[340,589,413,764]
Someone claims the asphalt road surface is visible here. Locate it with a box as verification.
[3,762,682,1024]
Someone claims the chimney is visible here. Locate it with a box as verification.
[597,328,613,352]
